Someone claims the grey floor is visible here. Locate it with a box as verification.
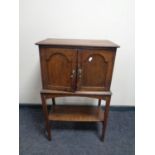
[19,106,135,155]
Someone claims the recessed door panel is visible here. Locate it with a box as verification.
[40,47,77,91]
[77,49,116,91]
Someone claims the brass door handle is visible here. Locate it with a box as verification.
[70,69,76,92]
[70,69,75,78]
[78,68,82,78]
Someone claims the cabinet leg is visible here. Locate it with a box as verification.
[41,93,51,141]
[98,99,101,107]
[52,98,55,106]
[101,96,111,141]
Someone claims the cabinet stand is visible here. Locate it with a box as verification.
[40,89,111,141]
[36,38,119,142]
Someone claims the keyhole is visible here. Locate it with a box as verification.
[89,57,93,62]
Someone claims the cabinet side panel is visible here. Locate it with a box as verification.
[39,46,46,89]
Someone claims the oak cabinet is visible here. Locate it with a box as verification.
[38,42,117,92]
[36,38,119,141]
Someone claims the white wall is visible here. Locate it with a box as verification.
[19,0,134,106]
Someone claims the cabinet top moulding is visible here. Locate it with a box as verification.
[35,38,120,48]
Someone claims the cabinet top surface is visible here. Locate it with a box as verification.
[35,38,120,48]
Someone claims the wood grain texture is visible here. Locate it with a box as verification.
[49,105,104,122]
[41,89,112,95]
[101,96,111,141]
[77,48,116,91]
[39,46,117,92]
[39,47,77,91]
[41,90,111,100]
[37,38,118,141]
[41,94,51,140]
[36,38,120,48]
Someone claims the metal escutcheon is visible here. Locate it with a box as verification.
[70,69,75,78]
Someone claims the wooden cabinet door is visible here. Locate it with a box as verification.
[40,47,77,91]
[77,49,116,91]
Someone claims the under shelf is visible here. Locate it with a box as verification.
[48,105,104,122]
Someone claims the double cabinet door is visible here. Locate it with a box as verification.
[40,47,116,92]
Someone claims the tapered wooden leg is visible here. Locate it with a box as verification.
[52,98,55,106]
[41,93,51,141]
[101,96,111,141]
[98,99,101,107]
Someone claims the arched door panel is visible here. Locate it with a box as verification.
[77,49,115,91]
[40,47,77,91]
